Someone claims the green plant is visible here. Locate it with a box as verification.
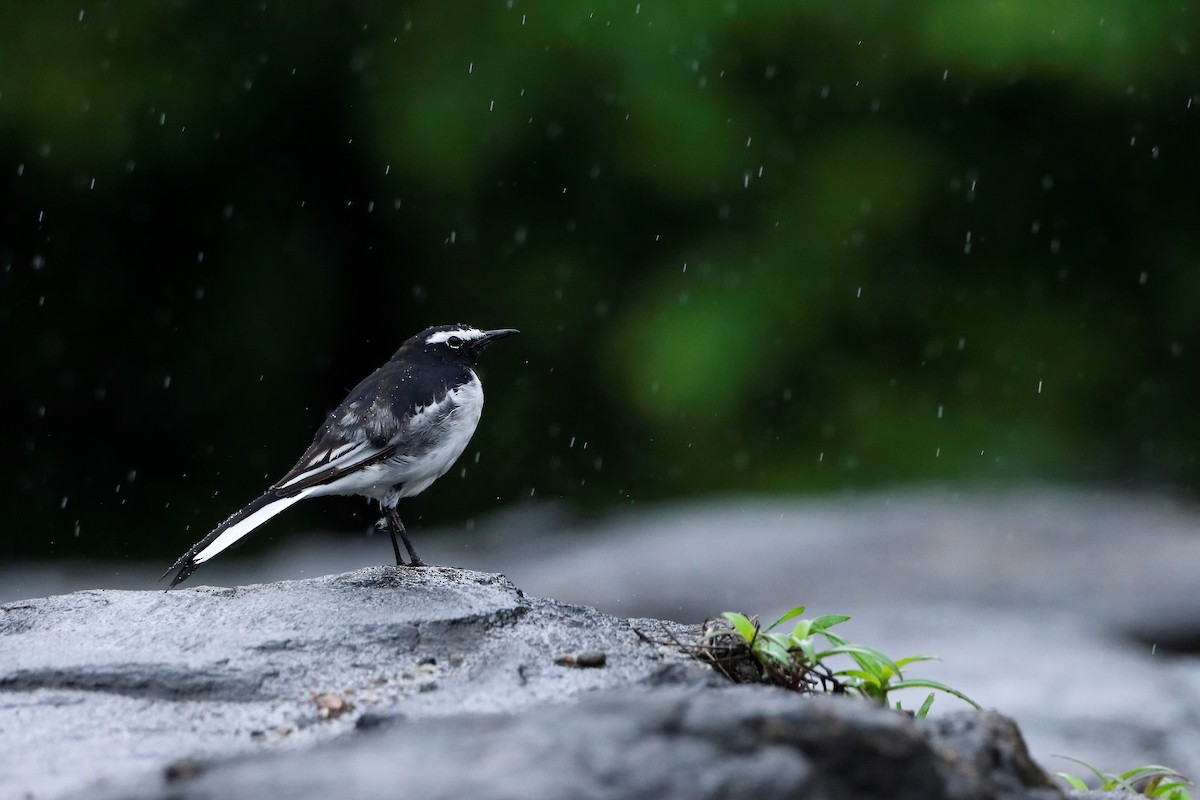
[701,606,979,717]
[1054,755,1192,798]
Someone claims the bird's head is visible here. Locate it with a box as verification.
[412,324,520,361]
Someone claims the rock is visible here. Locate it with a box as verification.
[0,566,701,799]
[0,565,1072,800]
[922,710,1062,798]
[67,687,1069,800]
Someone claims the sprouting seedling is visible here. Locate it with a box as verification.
[1053,755,1192,798]
[702,606,979,717]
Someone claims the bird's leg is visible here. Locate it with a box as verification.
[387,508,425,567]
[378,513,407,566]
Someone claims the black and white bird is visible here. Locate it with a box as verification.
[162,324,519,588]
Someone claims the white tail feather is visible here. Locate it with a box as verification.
[192,487,317,565]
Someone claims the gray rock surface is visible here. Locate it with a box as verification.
[0,567,696,799]
[4,566,1068,800]
[74,687,1064,800]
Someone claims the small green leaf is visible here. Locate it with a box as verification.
[766,606,806,632]
[826,644,901,680]
[915,692,936,719]
[1055,773,1089,790]
[887,679,981,709]
[811,614,851,630]
[894,654,940,669]
[722,612,759,644]
[789,619,813,641]
[757,636,792,668]
[1051,755,1107,784]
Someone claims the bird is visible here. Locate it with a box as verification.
[162,323,519,588]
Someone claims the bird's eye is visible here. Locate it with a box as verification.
[447,335,464,349]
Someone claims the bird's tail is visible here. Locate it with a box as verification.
[161,486,317,589]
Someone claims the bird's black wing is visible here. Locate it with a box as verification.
[271,360,453,494]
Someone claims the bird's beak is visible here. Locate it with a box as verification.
[477,328,520,348]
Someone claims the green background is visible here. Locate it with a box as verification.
[3,2,1198,560]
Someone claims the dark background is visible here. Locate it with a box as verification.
[3,2,1198,561]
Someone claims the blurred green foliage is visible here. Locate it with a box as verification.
[2,1,1198,559]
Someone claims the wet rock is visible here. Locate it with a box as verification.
[0,564,1108,800]
[67,686,1069,800]
[0,567,698,799]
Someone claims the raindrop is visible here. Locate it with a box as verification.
[32,254,44,270]
[1138,272,1148,285]
[74,520,81,537]
[61,496,68,509]
[163,375,172,389]
[937,405,944,419]
[1037,380,1043,394]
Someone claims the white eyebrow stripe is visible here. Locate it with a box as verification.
[424,328,484,345]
